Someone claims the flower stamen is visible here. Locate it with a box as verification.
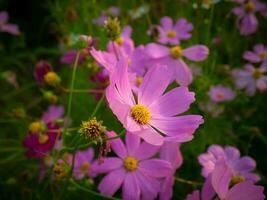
[131,104,151,125]
[170,46,183,59]
[124,156,138,171]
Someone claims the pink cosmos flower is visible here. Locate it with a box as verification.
[33,60,53,85]
[0,11,20,35]
[208,85,236,103]
[186,162,265,200]
[232,63,267,96]
[232,0,267,35]
[94,131,172,200]
[145,43,209,86]
[159,142,183,200]
[198,144,260,182]
[106,58,203,145]
[243,44,267,63]
[23,106,64,158]
[73,148,97,180]
[157,16,193,45]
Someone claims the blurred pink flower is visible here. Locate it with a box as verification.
[232,0,267,35]
[0,11,20,35]
[145,43,209,86]
[94,131,172,200]
[106,58,203,145]
[198,144,260,182]
[243,44,267,63]
[157,16,193,45]
[232,63,267,96]
[23,106,65,158]
[208,85,236,103]
[33,60,53,85]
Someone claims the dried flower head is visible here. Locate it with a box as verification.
[79,118,106,143]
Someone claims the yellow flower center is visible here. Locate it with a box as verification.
[259,52,267,59]
[29,121,42,133]
[253,68,263,79]
[170,46,183,59]
[245,1,255,13]
[44,71,60,86]
[136,76,143,87]
[131,104,151,125]
[167,30,176,38]
[231,175,245,185]
[38,134,49,144]
[124,156,138,171]
[116,37,124,45]
[80,162,90,172]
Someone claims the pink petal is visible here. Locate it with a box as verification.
[138,159,172,177]
[0,11,8,24]
[90,48,116,73]
[122,173,141,200]
[211,162,232,199]
[160,16,173,30]
[233,156,256,173]
[135,128,164,146]
[125,132,141,156]
[145,43,170,59]
[133,141,160,160]
[239,14,258,36]
[243,51,261,63]
[135,171,160,200]
[201,175,216,200]
[186,190,200,200]
[174,59,193,86]
[224,146,240,161]
[1,24,20,35]
[92,157,123,173]
[183,45,209,61]
[160,142,183,169]
[226,181,265,200]
[98,168,126,196]
[149,86,195,117]
[138,65,171,106]
[106,131,127,158]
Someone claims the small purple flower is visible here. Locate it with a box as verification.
[208,85,236,103]
[243,44,267,63]
[73,148,97,180]
[145,43,209,86]
[157,16,193,45]
[0,11,20,35]
[94,131,172,199]
[33,60,53,85]
[198,144,260,182]
[186,162,265,200]
[232,0,267,35]
[60,50,86,65]
[232,63,267,96]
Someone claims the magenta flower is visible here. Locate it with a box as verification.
[232,63,267,96]
[243,44,267,63]
[33,60,53,85]
[208,85,236,103]
[106,58,203,145]
[94,131,172,199]
[186,162,265,200]
[157,16,193,45]
[23,106,65,158]
[60,50,87,65]
[159,142,183,200]
[145,43,209,86]
[73,148,97,180]
[198,144,260,182]
[0,11,20,35]
[232,0,267,35]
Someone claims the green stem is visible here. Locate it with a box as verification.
[66,51,81,131]
[89,92,106,119]
[175,177,202,186]
[70,179,121,200]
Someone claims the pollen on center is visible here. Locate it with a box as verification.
[131,104,151,125]
[170,46,183,59]
[167,30,176,38]
[124,156,138,171]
